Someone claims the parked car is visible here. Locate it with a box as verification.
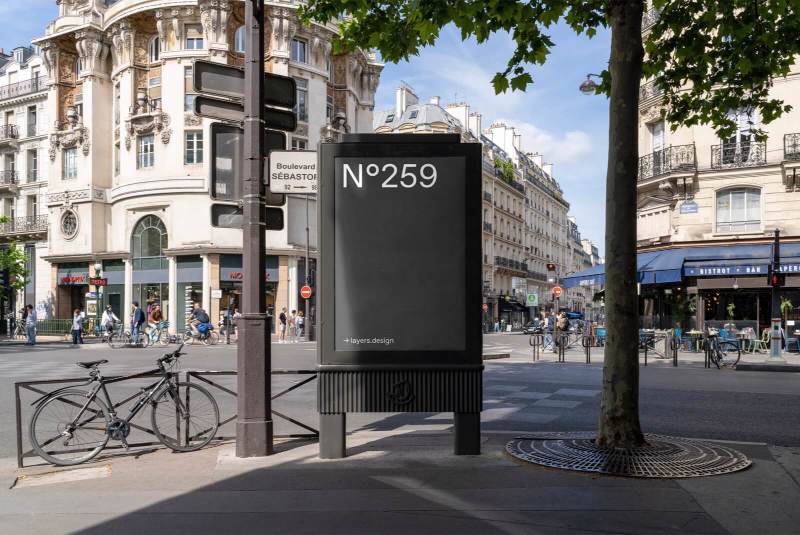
[522,320,544,335]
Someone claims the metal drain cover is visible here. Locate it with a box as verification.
[506,432,752,478]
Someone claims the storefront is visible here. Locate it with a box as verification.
[219,254,279,317]
[498,295,527,330]
[56,262,90,317]
[101,259,125,319]
[176,255,203,330]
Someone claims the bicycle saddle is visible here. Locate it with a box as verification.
[76,359,109,369]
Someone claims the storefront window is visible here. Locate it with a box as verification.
[716,188,760,233]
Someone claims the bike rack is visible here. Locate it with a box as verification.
[14,369,318,468]
[529,334,544,362]
[582,336,592,364]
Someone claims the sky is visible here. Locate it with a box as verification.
[2,3,611,253]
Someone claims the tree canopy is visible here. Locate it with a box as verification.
[300,0,800,138]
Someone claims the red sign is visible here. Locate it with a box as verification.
[90,277,108,287]
[552,286,563,298]
[300,285,313,299]
[59,274,87,285]
[482,303,489,312]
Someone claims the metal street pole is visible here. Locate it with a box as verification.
[236,0,273,457]
[769,228,785,362]
[305,193,311,341]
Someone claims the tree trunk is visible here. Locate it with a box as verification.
[597,0,646,449]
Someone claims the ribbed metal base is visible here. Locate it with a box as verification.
[318,368,483,413]
[506,432,752,478]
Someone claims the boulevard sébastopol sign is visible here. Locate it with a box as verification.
[317,134,482,458]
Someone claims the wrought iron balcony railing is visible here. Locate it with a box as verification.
[639,79,663,102]
[483,222,492,232]
[638,144,696,181]
[642,7,660,31]
[784,133,800,161]
[0,124,19,141]
[0,77,44,101]
[0,170,18,186]
[527,270,549,281]
[483,191,492,202]
[0,215,48,235]
[710,141,767,169]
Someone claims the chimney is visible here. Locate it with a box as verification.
[543,163,553,177]
[530,153,543,167]
[429,96,440,106]
[468,113,482,139]
[395,85,419,116]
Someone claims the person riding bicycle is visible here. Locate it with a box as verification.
[101,305,119,335]
[189,303,211,336]
[148,303,164,333]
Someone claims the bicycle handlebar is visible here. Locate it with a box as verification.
[158,343,185,364]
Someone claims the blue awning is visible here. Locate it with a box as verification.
[563,242,797,288]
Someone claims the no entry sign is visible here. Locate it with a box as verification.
[300,285,312,299]
[552,286,563,298]
[482,303,489,312]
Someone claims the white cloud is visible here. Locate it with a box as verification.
[494,119,594,167]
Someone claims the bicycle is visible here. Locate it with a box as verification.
[109,328,149,349]
[28,343,219,466]
[13,320,27,340]
[706,334,741,368]
[144,321,171,347]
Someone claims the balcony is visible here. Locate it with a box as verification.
[493,256,526,274]
[483,222,492,232]
[710,141,767,169]
[527,270,549,282]
[642,7,660,31]
[0,170,18,189]
[0,77,44,101]
[483,191,492,203]
[784,133,800,161]
[639,79,663,103]
[0,215,48,237]
[638,144,696,182]
[0,124,19,145]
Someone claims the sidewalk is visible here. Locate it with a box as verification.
[2,430,799,534]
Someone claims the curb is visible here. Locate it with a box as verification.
[482,353,510,360]
[736,362,800,373]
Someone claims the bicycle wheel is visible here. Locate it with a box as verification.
[203,332,219,346]
[15,327,26,340]
[158,330,170,346]
[30,390,110,466]
[718,342,741,367]
[182,331,195,345]
[151,382,219,452]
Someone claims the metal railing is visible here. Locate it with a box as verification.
[483,222,492,232]
[639,79,663,102]
[0,77,44,100]
[0,215,48,235]
[0,170,18,186]
[14,369,318,468]
[784,133,800,161]
[638,144,696,181]
[527,270,549,281]
[0,124,19,140]
[483,191,492,202]
[710,141,767,169]
[642,7,660,31]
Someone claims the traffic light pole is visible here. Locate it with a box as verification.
[237,0,273,457]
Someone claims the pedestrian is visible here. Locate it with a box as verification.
[71,308,84,345]
[546,311,556,351]
[278,307,287,343]
[24,304,36,345]
[555,311,569,350]
[288,310,297,342]
[131,301,146,345]
[296,311,305,340]
[493,320,499,333]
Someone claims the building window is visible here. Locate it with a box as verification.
[185,131,203,164]
[74,93,83,118]
[148,75,162,109]
[137,134,155,168]
[27,194,38,218]
[27,106,37,137]
[63,147,77,179]
[326,95,334,122]
[234,26,246,53]
[74,58,82,81]
[114,83,120,125]
[716,188,761,233]
[61,210,78,239]
[114,143,120,176]
[27,149,37,182]
[184,66,196,112]
[290,38,307,63]
[148,36,160,63]
[291,137,307,150]
[185,25,204,50]
[132,215,168,270]
[294,78,308,122]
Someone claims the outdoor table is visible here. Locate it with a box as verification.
[737,332,755,353]
[686,330,703,352]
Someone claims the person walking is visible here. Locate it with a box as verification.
[71,308,84,345]
[555,311,569,352]
[546,311,557,352]
[24,304,36,345]
[296,311,305,341]
[288,310,297,343]
[278,308,287,343]
[131,301,146,345]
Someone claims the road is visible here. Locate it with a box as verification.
[2,334,799,462]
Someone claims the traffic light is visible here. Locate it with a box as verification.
[193,60,296,229]
[769,264,785,287]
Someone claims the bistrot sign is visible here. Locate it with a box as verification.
[269,150,317,193]
[318,134,482,458]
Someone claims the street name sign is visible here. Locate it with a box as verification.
[317,134,482,458]
[269,150,317,193]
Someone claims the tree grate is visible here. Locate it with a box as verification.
[505,432,752,478]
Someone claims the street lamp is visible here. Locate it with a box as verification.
[579,74,602,95]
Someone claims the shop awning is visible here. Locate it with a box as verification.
[563,242,798,288]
